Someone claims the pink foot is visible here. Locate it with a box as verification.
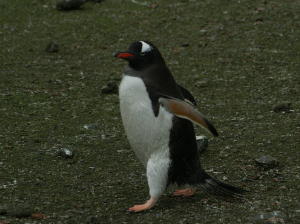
[173,188,196,197]
[128,197,157,212]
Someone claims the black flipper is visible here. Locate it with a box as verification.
[177,84,197,106]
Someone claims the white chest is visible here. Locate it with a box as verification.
[119,75,173,165]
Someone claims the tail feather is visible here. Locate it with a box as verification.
[199,176,246,198]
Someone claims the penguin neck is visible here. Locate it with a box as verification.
[124,64,173,82]
[123,64,183,100]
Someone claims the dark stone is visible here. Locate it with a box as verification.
[255,155,279,169]
[57,148,74,159]
[181,43,190,47]
[196,136,208,154]
[101,81,118,94]
[273,103,292,113]
[56,0,86,11]
[45,42,59,53]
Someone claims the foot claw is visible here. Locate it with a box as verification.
[128,197,157,212]
[128,204,148,212]
[173,188,196,197]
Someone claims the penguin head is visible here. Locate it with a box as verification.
[115,41,165,70]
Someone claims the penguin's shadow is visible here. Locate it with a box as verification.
[157,192,244,211]
[159,193,202,210]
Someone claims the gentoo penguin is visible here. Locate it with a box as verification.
[115,41,244,212]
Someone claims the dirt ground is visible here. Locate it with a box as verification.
[0,0,299,223]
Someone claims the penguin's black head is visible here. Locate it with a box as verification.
[114,41,165,70]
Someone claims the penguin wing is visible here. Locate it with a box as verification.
[177,84,197,106]
[159,97,218,137]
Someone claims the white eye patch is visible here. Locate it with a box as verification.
[140,41,152,53]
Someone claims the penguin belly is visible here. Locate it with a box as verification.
[119,75,173,167]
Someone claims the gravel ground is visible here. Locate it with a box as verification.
[0,0,299,223]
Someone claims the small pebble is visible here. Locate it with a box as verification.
[83,123,99,130]
[196,135,208,154]
[56,0,86,11]
[101,81,118,94]
[255,155,278,169]
[252,211,285,223]
[272,103,292,113]
[45,41,59,53]
[57,148,74,159]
